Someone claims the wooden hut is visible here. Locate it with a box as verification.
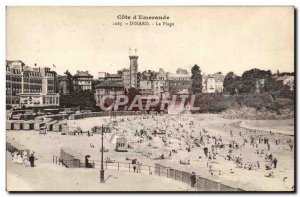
[34,121,46,131]
[53,122,67,132]
[6,120,14,130]
[34,118,52,131]
[13,121,23,130]
[61,125,69,135]
[115,136,128,152]
[22,120,36,130]
[45,120,58,131]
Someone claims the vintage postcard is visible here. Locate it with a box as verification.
[6,6,295,192]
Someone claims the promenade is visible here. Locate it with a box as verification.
[7,152,192,191]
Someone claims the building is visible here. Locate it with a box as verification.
[58,75,70,95]
[19,67,60,107]
[168,68,192,95]
[118,50,139,90]
[105,74,123,83]
[94,81,125,107]
[213,72,225,92]
[120,68,131,91]
[276,75,294,90]
[176,68,188,74]
[6,60,25,105]
[129,55,138,88]
[73,71,93,91]
[139,70,154,96]
[255,78,266,93]
[6,60,60,107]
[202,72,225,93]
[138,69,170,97]
[98,72,108,80]
[139,80,153,96]
[152,68,169,97]
[202,75,216,93]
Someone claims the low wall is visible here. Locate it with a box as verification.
[68,111,143,120]
[59,148,95,168]
[6,139,30,160]
[59,148,81,168]
[154,163,242,192]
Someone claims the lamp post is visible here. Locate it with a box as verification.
[100,124,106,183]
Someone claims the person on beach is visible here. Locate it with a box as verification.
[273,158,278,169]
[23,157,30,167]
[44,126,48,136]
[265,172,275,178]
[132,159,137,172]
[22,151,28,160]
[137,161,142,173]
[29,154,35,167]
[190,172,196,187]
[13,152,18,163]
[203,147,208,157]
[289,142,293,151]
[16,154,23,164]
[136,161,139,173]
[12,151,18,161]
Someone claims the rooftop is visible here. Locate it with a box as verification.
[95,81,124,89]
[107,74,122,78]
[73,71,93,78]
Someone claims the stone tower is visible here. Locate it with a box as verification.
[129,53,138,88]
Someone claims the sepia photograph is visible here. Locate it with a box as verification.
[5,6,295,192]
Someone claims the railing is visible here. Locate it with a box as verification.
[93,160,154,174]
[154,163,243,191]
[52,155,243,191]
[53,155,92,168]
[52,155,154,174]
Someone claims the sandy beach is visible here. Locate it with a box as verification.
[6,114,294,191]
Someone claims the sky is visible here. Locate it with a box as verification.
[6,7,294,78]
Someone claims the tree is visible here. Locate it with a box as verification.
[60,89,96,110]
[64,70,74,93]
[127,88,140,99]
[224,72,242,95]
[264,78,281,92]
[191,64,202,93]
[137,72,141,88]
[224,72,235,94]
[242,68,272,80]
[117,70,123,76]
[240,68,272,93]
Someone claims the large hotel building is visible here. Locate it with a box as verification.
[6,60,60,107]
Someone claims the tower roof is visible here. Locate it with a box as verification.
[129,55,138,59]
